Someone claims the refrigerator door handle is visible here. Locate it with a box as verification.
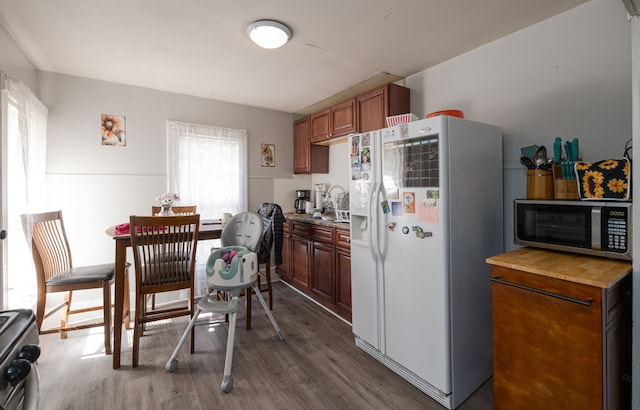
[375,181,387,263]
[368,180,380,262]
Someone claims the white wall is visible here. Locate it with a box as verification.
[405,0,632,251]
[0,23,38,89]
[35,71,295,266]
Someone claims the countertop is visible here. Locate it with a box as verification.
[486,247,632,289]
[284,212,351,230]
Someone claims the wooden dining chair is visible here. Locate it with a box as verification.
[129,214,200,367]
[148,205,197,310]
[21,210,131,354]
[151,205,197,216]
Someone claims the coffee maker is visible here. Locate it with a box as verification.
[295,190,310,213]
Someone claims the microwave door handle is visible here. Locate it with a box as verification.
[592,207,602,250]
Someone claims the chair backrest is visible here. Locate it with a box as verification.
[151,205,197,216]
[21,211,73,284]
[129,214,200,291]
[220,212,264,253]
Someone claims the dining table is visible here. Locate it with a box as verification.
[105,219,223,369]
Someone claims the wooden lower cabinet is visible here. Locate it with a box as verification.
[290,234,311,290]
[490,265,631,410]
[277,221,291,281]
[277,219,351,321]
[311,241,334,305]
[335,246,351,321]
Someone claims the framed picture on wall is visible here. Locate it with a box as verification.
[261,143,275,167]
[101,114,126,146]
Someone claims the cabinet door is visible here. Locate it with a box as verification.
[291,234,311,291]
[356,84,410,133]
[335,247,351,321]
[357,86,387,133]
[331,98,356,137]
[294,117,329,174]
[276,221,291,280]
[311,241,335,305]
[310,108,331,143]
[604,274,632,410]
[491,266,603,409]
[294,117,311,174]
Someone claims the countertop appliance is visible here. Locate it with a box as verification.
[349,116,503,409]
[0,309,40,410]
[514,199,632,260]
[295,189,310,213]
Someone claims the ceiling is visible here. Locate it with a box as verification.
[0,0,589,115]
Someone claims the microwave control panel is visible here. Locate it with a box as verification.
[603,207,628,253]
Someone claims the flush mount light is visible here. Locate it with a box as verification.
[247,20,292,49]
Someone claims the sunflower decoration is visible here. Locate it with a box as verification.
[261,144,274,167]
[575,162,592,171]
[581,169,605,199]
[598,159,619,170]
[101,114,126,146]
[575,158,630,200]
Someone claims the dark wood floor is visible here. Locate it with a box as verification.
[36,282,493,409]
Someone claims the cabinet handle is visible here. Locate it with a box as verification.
[491,276,593,307]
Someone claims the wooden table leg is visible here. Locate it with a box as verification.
[113,240,126,369]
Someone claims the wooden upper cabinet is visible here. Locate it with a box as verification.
[294,117,312,173]
[304,83,410,148]
[330,98,356,137]
[357,83,410,133]
[310,108,331,143]
[294,117,329,174]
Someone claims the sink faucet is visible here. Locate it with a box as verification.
[323,185,345,211]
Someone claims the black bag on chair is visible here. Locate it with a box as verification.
[256,203,284,265]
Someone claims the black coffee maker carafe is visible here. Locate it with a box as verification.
[295,190,310,213]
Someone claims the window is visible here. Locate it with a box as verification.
[167,120,247,295]
[167,120,247,217]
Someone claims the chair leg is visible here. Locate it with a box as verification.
[265,262,273,310]
[123,268,131,330]
[60,291,72,339]
[245,287,252,330]
[35,288,46,333]
[132,292,144,368]
[189,290,195,354]
[103,281,112,355]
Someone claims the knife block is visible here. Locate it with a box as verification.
[552,164,580,200]
[526,169,553,200]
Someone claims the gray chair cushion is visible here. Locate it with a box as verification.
[46,263,115,286]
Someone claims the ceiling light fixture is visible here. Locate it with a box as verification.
[247,20,292,49]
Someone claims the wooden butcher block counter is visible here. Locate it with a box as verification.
[486,247,631,288]
[486,247,632,410]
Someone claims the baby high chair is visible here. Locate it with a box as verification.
[165,212,284,393]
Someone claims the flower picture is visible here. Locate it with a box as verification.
[101,114,126,146]
[261,143,275,167]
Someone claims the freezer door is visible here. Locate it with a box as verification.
[350,243,380,349]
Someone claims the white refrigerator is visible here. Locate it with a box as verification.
[349,116,503,409]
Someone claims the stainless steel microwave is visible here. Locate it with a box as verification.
[514,199,632,260]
